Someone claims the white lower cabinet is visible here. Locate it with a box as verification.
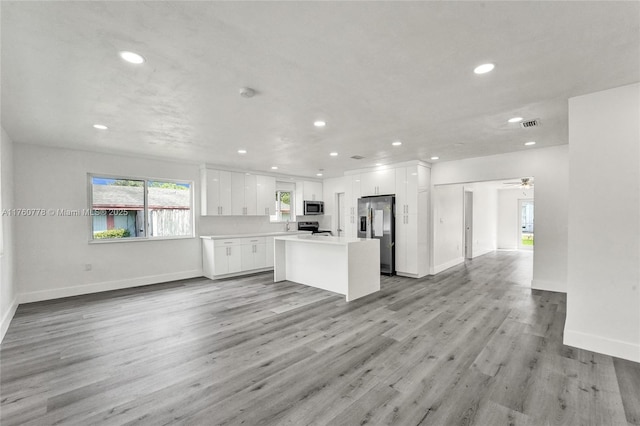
[202,235,274,279]
[240,237,266,271]
[211,239,242,275]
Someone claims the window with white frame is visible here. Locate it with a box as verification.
[89,175,193,240]
[270,182,295,222]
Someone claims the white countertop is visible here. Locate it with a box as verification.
[200,231,310,240]
[274,234,372,246]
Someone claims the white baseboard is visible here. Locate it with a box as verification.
[207,267,273,280]
[471,248,494,259]
[564,328,640,363]
[432,257,464,275]
[1,296,18,343]
[531,279,566,293]
[18,269,203,304]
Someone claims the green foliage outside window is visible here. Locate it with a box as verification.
[94,228,131,239]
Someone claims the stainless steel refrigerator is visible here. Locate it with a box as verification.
[358,195,395,275]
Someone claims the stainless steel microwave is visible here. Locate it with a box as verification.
[303,200,324,215]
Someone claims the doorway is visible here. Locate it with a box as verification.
[337,193,346,236]
[518,199,534,250]
[464,190,473,259]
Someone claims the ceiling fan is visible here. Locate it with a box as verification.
[503,177,534,188]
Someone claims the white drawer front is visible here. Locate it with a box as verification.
[239,237,266,245]
[214,238,241,247]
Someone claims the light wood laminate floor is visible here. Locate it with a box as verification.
[1,251,639,425]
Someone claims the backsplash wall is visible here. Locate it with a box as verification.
[199,215,332,235]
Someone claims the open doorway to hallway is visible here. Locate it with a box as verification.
[431,178,534,276]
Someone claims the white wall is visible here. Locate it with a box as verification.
[13,144,203,303]
[565,83,640,362]
[1,128,17,341]
[431,145,569,293]
[497,187,534,249]
[432,184,464,273]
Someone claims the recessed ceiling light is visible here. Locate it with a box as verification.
[93,124,108,130]
[329,152,338,156]
[119,51,145,64]
[392,141,402,146]
[271,166,278,170]
[524,141,536,146]
[237,149,247,154]
[316,173,323,176]
[474,63,495,74]
[314,120,326,127]
[430,156,440,160]
[508,117,523,123]
[375,163,382,166]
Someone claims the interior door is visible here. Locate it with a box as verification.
[464,191,473,259]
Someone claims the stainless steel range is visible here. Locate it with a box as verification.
[297,221,333,236]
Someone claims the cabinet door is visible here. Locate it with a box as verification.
[241,244,255,271]
[256,175,276,216]
[227,245,242,273]
[360,172,377,196]
[360,169,395,195]
[346,175,361,237]
[405,167,418,216]
[395,168,407,208]
[218,171,232,215]
[305,181,323,201]
[244,174,257,215]
[377,169,396,195]
[231,172,246,215]
[295,181,304,216]
[202,168,218,216]
[404,214,419,274]
[213,245,230,275]
[395,216,407,272]
[253,243,267,269]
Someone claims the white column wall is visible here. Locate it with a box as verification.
[432,184,464,273]
[565,83,640,362]
[1,128,17,341]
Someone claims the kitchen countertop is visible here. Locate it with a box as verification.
[200,231,310,240]
[274,234,370,246]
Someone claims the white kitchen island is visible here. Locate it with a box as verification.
[273,235,380,302]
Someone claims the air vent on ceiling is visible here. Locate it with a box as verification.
[520,119,540,128]
[351,155,365,160]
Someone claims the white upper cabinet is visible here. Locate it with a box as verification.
[295,180,324,215]
[201,168,232,216]
[256,175,276,216]
[345,175,361,237]
[395,166,419,216]
[231,172,257,215]
[360,169,395,196]
[304,181,323,201]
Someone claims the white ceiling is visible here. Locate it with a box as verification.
[2,1,639,178]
